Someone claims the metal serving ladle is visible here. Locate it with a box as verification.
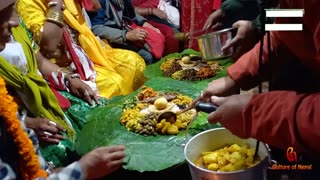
[157,101,218,148]
[179,102,218,147]
[157,102,218,122]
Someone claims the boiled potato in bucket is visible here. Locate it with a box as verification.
[195,143,261,172]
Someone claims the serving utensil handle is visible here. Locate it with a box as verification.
[195,102,217,113]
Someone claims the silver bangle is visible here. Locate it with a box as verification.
[48,1,65,10]
[65,73,81,88]
[48,1,58,8]
[70,73,81,79]
[46,161,55,175]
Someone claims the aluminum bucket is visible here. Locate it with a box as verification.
[197,28,234,61]
[184,128,270,180]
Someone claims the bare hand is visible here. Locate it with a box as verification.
[79,145,125,179]
[143,22,161,34]
[126,28,149,42]
[203,9,224,30]
[24,117,66,144]
[184,32,191,40]
[208,95,253,138]
[190,76,239,108]
[67,77,99,106]
[152,8,168,20]
[221,20,260,61]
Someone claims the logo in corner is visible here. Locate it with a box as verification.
[286,147,297,163]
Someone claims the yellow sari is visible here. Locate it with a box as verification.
[17,0,146,98]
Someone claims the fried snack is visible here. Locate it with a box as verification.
[197,67,215,79]
[160,58,175,71]
[171,69,199,81]
[120,108,144,131]
[209,62,223,72]
[161,58,182,77]
[171,70,184,80]
[171,94,193,106]
[195,143,261,172]
[138,113,158,135]
[181,69,198,81]
[137,86,158,101]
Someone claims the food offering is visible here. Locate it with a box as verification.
[120,86,196,136]
[195,143,261,172]
[160,54,223,81]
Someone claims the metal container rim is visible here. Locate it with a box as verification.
[183,127,270,174]
[197,27,235,39]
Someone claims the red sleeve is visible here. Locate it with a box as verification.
[212,0,222,10]
[227,32,280,90]
[241,91,320,154]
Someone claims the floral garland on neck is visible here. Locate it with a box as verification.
[0,77,47,179]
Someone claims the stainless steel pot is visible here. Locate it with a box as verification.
[197,28,235,61]
[184,128,270,180]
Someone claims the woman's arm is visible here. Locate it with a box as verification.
[17,0,64,54]
[134,7,151,17]
[134,7,168,20]
[35,51,60,79]
[36,52,99,105]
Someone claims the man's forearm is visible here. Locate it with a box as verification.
[220,0,277,32]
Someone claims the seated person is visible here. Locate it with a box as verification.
[0,83,125,179]
[1,4,107,167]
[0,18,125,174]
[133,0,180,28]
[133,0,180,55]
[87,0,166,64]
[203,0,277,61]
[17,0,146,99]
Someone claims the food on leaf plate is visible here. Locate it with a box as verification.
[160,54,223,81]
[120,86,196,135]
[195,143,262,172]
[154,97,168,110]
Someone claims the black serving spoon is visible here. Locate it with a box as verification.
[157,101,217,122]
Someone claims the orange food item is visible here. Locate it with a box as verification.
[197,67,215,79]
[137,86,158,101]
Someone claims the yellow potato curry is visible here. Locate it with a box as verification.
[195,143,261,172]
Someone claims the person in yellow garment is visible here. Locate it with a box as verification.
[0,6,123,167]
[17,0,147,99]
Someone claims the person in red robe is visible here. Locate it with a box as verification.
[180,0,222,50]
[196,0,320,178]
[132,0,180,55]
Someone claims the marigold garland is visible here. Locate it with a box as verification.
[0,77,47,179]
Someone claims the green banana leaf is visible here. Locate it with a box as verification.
[144,49,234,90]
[75,77,221,172]
[40,92,108,167]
